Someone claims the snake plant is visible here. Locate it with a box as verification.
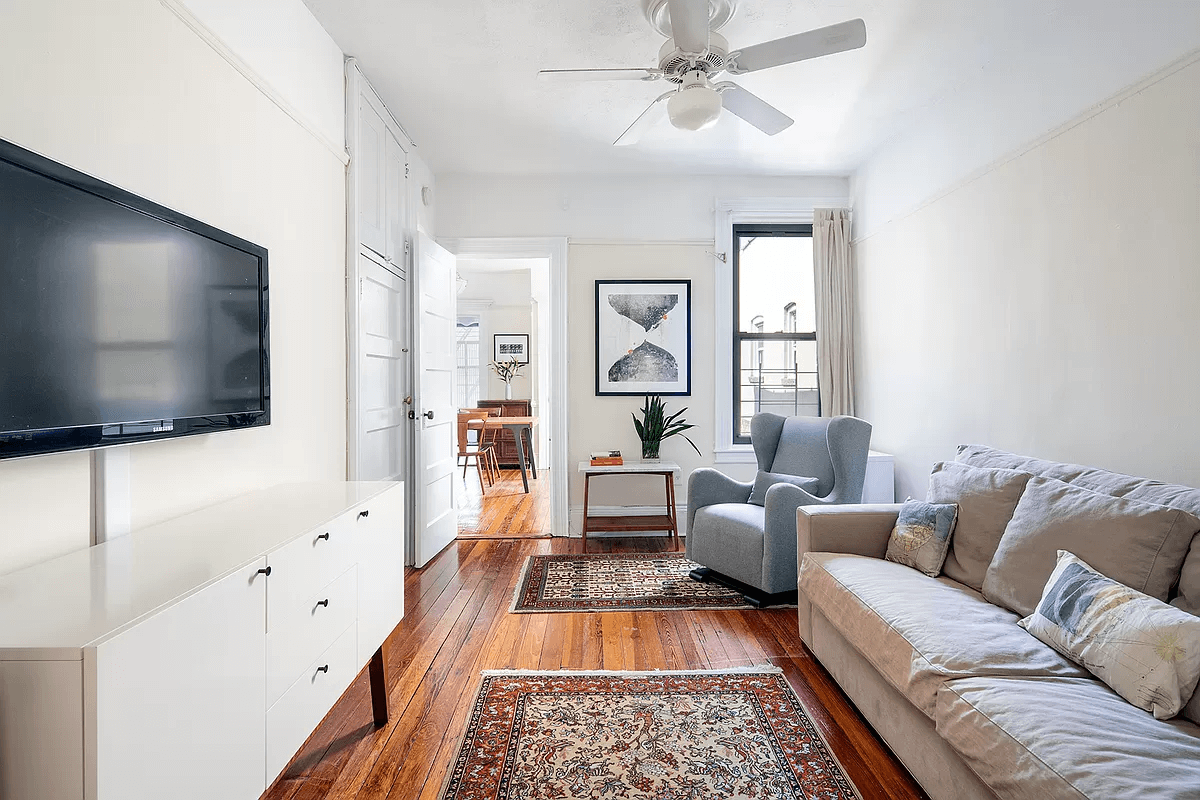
[632,395,701,460]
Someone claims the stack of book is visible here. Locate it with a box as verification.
[590,450,623,466]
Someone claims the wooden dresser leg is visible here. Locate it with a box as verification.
[369,646,388,727]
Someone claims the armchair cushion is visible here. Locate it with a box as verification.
[748,471,819,506]
[689,504,767,588]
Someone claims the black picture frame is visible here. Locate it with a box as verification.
[595,279,691,396]
[493,333,529,365]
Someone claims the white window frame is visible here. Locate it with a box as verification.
[713,196,847,464]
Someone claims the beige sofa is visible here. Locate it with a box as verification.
[796,445,1200,800]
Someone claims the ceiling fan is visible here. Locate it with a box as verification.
[537,0,867,146]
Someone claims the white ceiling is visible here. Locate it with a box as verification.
[303,0,1200,177]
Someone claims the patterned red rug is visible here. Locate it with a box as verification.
[438,668,860,800]
[510,552,772,612]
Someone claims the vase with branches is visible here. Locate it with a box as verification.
[633,395,701,461]
[489,357,524,400]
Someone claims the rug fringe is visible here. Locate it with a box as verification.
[480,665,784,677]
[508,556,537,613]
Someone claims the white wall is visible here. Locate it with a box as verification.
[0,0,347,572]
[438,174,849,241]
[178,0,345,148]
[854,54,1200,501]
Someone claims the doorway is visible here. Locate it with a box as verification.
[439,238,569,539]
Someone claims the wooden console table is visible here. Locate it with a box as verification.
[577,461,680,553]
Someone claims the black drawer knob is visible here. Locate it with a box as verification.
[317,532,330,541]
[357,510,370,519]
[316,599,329,609]
[316,664,329,674]
[256,566,272,577]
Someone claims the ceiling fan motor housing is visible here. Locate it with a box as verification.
[659,32,729,82]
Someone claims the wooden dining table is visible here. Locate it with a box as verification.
[467,415,539,493]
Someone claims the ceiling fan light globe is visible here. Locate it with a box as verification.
[667,85,722,131]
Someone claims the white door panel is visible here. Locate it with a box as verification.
[356,255,407,482]
[411,233,457,567]
[357,100,386,257]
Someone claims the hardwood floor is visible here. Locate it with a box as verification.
[455,467,551,538]
[262,535,927,800]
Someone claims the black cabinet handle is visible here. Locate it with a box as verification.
[256,566,272,577]
[316,599,329,609]
[317,532,330,541]
[316,664,329,674]
[357,510,370,519]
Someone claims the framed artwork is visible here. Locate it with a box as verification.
[493,333,530,365]
[595,279,691,396]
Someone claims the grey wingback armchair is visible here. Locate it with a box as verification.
[686,413,873,602]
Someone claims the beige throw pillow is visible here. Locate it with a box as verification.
[927,461,1031,590]
[1020,551,1200,719]
[983,476,1200,617]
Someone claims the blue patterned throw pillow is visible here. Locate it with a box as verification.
[885,499,959,577]
[1020,551,1200,719]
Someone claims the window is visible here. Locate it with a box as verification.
[732,224,817,443]
[454,316,480,409]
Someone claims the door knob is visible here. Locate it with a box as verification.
[423,410,435,420]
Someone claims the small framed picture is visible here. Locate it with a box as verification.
[595,279,691,396]
[493,333,530,365]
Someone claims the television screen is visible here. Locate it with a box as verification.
[0,138,269,460]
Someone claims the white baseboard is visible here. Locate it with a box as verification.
[568,504,689,539]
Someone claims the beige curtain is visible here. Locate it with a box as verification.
[813,208,855,417]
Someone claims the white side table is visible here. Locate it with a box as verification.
[864,450,896,503]
[577,461,682,553]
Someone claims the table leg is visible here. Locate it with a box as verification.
[665,473,680,551]
[369,646,388,727]
[508,424,530,493]
[581,473,591,553]
[523,425,537,478]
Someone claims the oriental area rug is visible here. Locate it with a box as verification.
[510,552,764,613]
[438,668,860,800]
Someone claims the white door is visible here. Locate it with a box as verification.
[410,232,457,567]
[356,253,408,481]
[356,97,387,258]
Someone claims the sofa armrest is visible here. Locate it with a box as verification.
[687,468,753,532]
[797,503,902,560]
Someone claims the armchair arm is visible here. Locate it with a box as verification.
[760,482,821,594]
[686,468,753,532]
[796,503,902,560]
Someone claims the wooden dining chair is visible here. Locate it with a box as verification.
[457,411,493,491]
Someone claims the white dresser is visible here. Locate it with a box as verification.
[0,481,405,800]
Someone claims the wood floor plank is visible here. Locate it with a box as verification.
[262,535,928,800]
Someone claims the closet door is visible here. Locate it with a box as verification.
[356,252,408,483]
[357,96,387,257]
[384,130,407,264]
[88,560,267,800]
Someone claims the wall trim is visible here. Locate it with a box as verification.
[158,0,350,165]
[853,44,1200,244]
[439,237,571,540]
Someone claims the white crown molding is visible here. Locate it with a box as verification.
[158,0,349,165]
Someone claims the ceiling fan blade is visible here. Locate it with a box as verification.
[537,68,662,82]
[614,92,673,146]
[716,83,794,135]
[727,18,866,75]
[667,0,710,54]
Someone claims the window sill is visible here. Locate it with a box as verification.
[713,448,757,465]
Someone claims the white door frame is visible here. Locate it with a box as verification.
[438,237,569,539]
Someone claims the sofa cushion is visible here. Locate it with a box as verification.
[935,676,1200,800]
[983,476,1199,617]
[799,553,1089,719]
[689,503,765,588]
[928,461,1031,590]
[957,444,1200,616]
[1020,551,1200,720]
[747,471,818,506]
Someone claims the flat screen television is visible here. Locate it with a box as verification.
[0,138,270,460]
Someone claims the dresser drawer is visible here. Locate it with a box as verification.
[266,514,355,630]
[266,566,358,707]
[265,623,357,784]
